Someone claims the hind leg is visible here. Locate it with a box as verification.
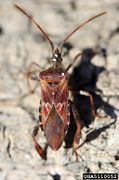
[70,101,83,161]
[32,122,46,160]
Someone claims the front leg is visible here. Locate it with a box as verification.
[70,101,83,161]
[25,61,42,94]
[32,122,46,160]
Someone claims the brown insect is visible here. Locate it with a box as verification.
[14,4,106,161]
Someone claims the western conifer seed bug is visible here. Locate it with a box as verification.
[14,4,106,161]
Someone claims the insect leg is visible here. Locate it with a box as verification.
[39,104,43,131]
[79,90,98,118]
[69,88,102,118]
[70,100,83,161]
[66,53,82,72]
[25,61,43,94]
[32,123,47,160]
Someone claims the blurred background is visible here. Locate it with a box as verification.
[0,0,119,180]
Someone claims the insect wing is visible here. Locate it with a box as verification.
[40,71,69,150]
[44,105,65,150]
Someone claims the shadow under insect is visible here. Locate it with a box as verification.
[64,47,117,149]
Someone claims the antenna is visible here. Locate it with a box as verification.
[14,4,54,53]
[60,12,106,53]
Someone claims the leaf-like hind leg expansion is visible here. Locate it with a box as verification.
[70,101,83,161]
[32,123,47,160]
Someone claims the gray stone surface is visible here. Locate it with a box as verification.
[0,0,119,180]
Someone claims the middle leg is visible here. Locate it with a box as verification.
[79,90,103,118]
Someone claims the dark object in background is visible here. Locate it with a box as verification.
[0,26,4,35]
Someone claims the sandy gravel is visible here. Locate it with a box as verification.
[0,0,119,180]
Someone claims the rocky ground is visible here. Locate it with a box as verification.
[0,0,119,180]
